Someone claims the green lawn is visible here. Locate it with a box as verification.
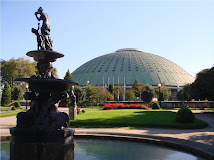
[0,108,27,117]
[70,109,208,129]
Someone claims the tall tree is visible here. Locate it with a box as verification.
[74,86,83,103]
[1,81,11,106]
[191,67,214,101]
[1,58,37,86]
[183,84,192,101]
[64,69,73,81]
[62,69,74,104]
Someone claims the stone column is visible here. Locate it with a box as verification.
[69,105,77,120]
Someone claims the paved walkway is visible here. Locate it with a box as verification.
[1,108,214,159]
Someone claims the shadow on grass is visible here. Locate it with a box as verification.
[70,110,208,129]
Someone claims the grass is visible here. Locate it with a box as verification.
[0,108,27,117]
[70,109,208,129]
[0,106,12,112]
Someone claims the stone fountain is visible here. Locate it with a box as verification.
[10,7,78,160]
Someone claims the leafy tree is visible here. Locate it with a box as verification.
[113,84,125,101]
[85,85,98,105]
[96,88,114,103]
[191,67,214,101]
[155,84,171,101]
[64,69,73,81]
[1,58,37,86]
[176,89,187,101]
[113,92,118,101]
[11,85,23,100]
[141,84,155,103]
[74,86,83,103]
[62,69,74,104]
[125,89,136,101]
[1,81,11,106]
[183,84,192,101]
[132,80,144,99]
[1,58,58,87]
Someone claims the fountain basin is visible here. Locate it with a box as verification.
[1,138,205,160]
[27,50,64,62]
[15,78,78,93]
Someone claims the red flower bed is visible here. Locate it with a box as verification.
[103,103,149,110]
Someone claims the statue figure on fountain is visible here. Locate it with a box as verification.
[32,7,53,50]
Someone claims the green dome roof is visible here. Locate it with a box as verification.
[72,48,194,86]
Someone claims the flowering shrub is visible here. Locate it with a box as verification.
[103,103,150,110]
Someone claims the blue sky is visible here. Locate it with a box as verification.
[1,1,214,79]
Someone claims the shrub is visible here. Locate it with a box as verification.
[14,102,21,109]
[176,107,195,123]
[141,85,155,103]
[11,106,17,110]
[150,101,161,109]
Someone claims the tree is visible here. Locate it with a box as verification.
[85,85,98,105]
[155,84,171,101]
[1,58,58,87]
[96,88,114,103]
[141,84,155,103]
[114,84,125,101]
[183,84,192,101]
[132,80,144,99]
[62,69,74,104]
[176,89,187,101]
[64,69,73,81]
[74,86,83,103]
[1,81,11,106]
[1,58,37,86]
[11,85,23,100]
[191,67,214,101]
[125,89,136,101]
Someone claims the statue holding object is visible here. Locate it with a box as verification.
[32,7,53,50]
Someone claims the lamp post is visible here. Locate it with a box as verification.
[158,83,162,108]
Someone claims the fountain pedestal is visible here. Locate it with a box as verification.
[10,128,74,160]
[10,50,78,160]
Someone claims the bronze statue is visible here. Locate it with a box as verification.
[70,86,76,106]
[31,23,45,50]
[32,7,53,50]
